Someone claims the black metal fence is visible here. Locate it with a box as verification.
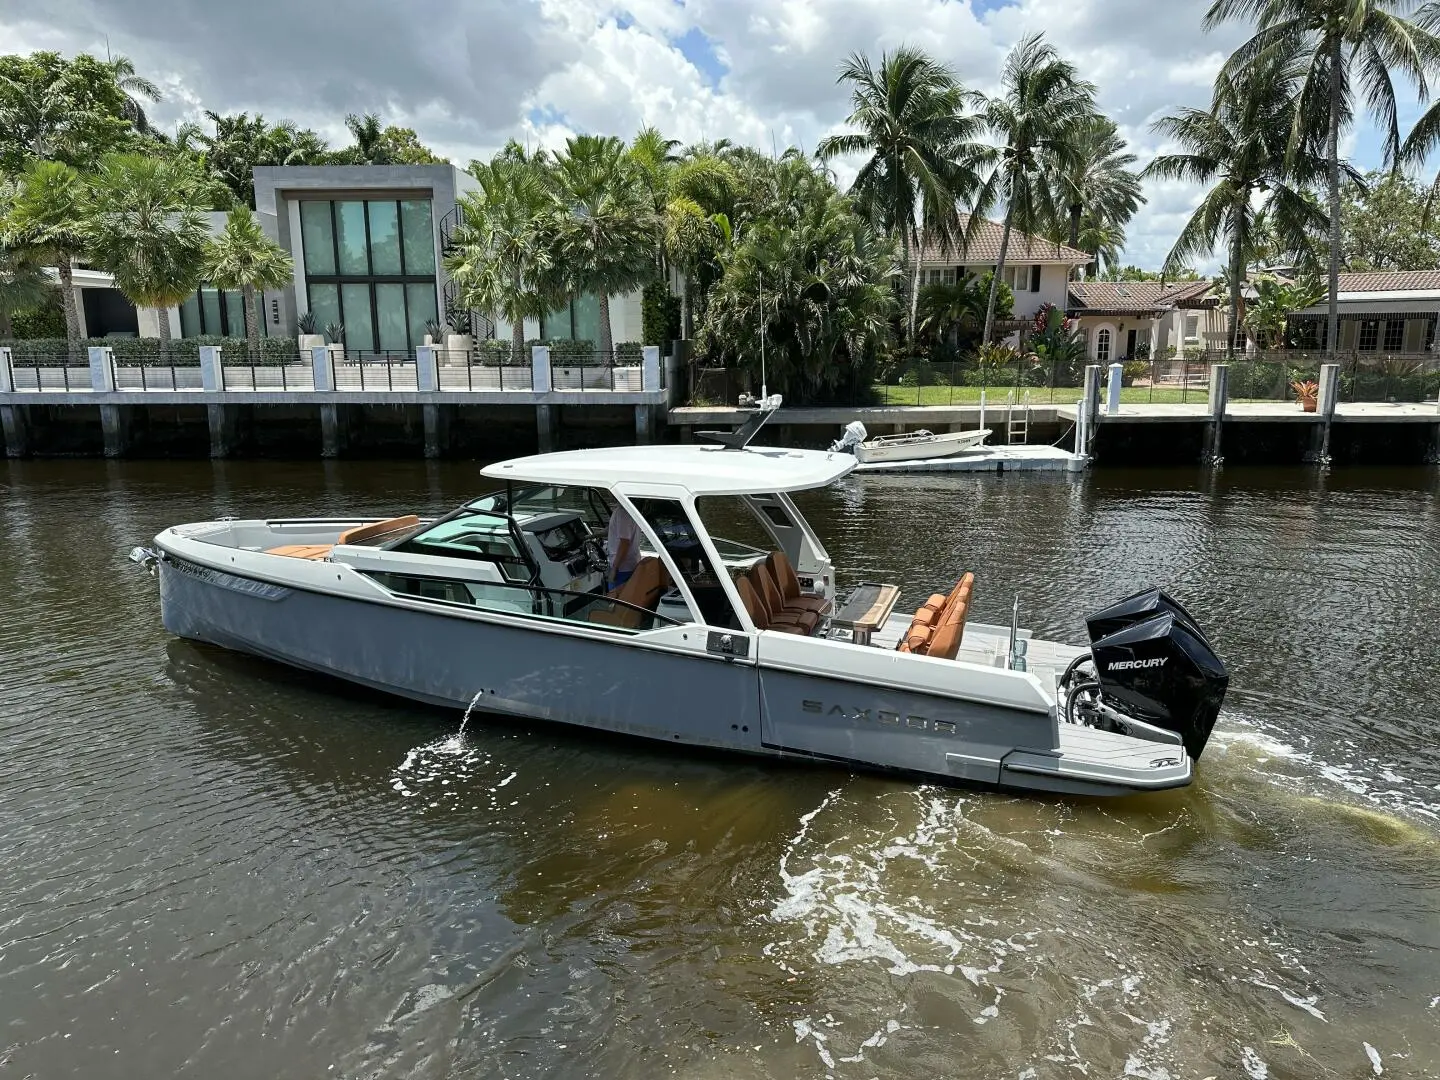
[548,351,646,392]
[686,350,1440,408]
[327,349,417,391]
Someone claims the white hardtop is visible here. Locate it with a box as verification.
[481,444,857,496]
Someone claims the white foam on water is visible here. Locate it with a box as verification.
[1246,975,1327,1021]
[1210,714,1440,824]
[389,733,518,811]
[1241,1045,1269,1079]
[1364,1042,1384,1075]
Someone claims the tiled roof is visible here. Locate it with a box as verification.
[917,214,1091,265]
[1334,270,1440,293]
[1067,280,1215,313]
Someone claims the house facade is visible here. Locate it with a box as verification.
[1286,270,1440,355]
[1067,280,1228,363]
[916,215,1091,327]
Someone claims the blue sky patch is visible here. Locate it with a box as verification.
[673,26,726,88]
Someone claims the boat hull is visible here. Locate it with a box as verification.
[854,430,989,464]
[155,552,1191,797]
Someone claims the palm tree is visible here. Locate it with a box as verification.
[101,53,161,134]
[1145,57,1340,358]
[0,244,54,340]
[1074,212,1127,278]
[1205,0,1440,361]
[177,112,330,207]
[817,47,991,341]
[4,160,90,351]
[86,154,210,350]
[202,208,294,359]
[343,113,386,164]
[549,135,659,355]
[974,33,1097,344]
[916,275,988,347]
[1047,115,1144,274]
[447,145,559,357]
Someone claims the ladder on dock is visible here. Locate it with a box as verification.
[1005,391,1031,445]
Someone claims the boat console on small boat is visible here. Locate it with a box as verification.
[133,406,1227,797]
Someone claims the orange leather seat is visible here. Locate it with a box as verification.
[590,557,670,629]
[749,564,819,633]
[897,573,974,658]
[767,551,830,617]
[265,544,333,560]
[736,575,808,635]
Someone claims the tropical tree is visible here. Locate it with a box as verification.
[1144,56,1341,358]
[915,273,1009,349]
[1047,115,1145,263]
[1205,0,1440,360]
[0,52,136,171]
[549,134,659,355]
[1244,272,1325,346]
[974,34,1098,344]
[177,112,330,207]
[698,158,899,402]
[327,113,444,166]
[1340,168,1440,269]
[202,207,295,359]
[101,53,162,134]
[85,154,210,350]
[4,160,90,350]
[447,144,559,356]
[0,243,54,340]
[817,46,991,341]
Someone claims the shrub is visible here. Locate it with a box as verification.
[477,339,522,365]
[641,281,681,346]
[614,341,643,362]
[10,299,66,339]
[1,335,302,364]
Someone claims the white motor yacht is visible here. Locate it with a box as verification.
[133,408,1227,797]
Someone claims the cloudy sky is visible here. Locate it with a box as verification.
[3,0,1432,269]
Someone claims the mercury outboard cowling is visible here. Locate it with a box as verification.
[1084,590,1228,760]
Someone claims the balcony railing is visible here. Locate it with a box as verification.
[0,343,665,398]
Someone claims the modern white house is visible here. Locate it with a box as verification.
[1285,270,1440,354]
[1067,280,1228,362]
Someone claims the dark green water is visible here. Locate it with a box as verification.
[2,459,1438,1079]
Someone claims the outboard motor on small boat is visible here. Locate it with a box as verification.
[830,422,868,454]
[1059,589,1228,761]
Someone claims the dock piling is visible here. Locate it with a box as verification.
[1203,363,1228,465]
[207,404,240,458]
[1,404,29,457]
[100,404,131,458]
[1307,363,1341,465]
[1106,363,1123,415]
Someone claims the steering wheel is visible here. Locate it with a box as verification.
[583,537,609,577]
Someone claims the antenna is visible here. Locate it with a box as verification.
[759,272,767,402]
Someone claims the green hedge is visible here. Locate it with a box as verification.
[1,336,302,364]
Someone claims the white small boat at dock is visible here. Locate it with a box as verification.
[832,423,991,464]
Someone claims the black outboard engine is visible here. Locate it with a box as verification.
[1064,589,1228,760]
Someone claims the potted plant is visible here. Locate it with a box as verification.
[423,318,444,346]
[297,311,325,354]
[1291,379,1319,412]
[444,310,473,368]
[324,322,346,368]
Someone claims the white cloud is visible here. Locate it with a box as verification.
[0,0,1417,269]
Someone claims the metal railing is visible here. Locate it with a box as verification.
[548,351,645,392]
[328,349,419,392]
[219,358,315,392]
[4,353,86,391]
[109,352,200,391]
[443,346,533,391]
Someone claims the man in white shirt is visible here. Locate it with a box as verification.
[606,502,642,588]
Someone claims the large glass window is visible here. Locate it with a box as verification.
[341,283,374,353]
[300,201,335,275]
[200,288,222,335]
[299,198,440,353]
[1384,319,1405,352]
[224,290,246,338]
[368,200,402,274]
[401,200,435,274]
[1358,319,1380,351]
[177,285,263,339]
[376,283,409,351]
[335,201,369,275]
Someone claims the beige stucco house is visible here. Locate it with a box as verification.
[1067,280,1228,363]
[916,215,1092,326]
[1286,270,1440,355]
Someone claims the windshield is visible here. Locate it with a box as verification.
[467,485,612,533]
[389,509,532,580]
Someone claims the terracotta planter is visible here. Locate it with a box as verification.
[1300,396,1317,413]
